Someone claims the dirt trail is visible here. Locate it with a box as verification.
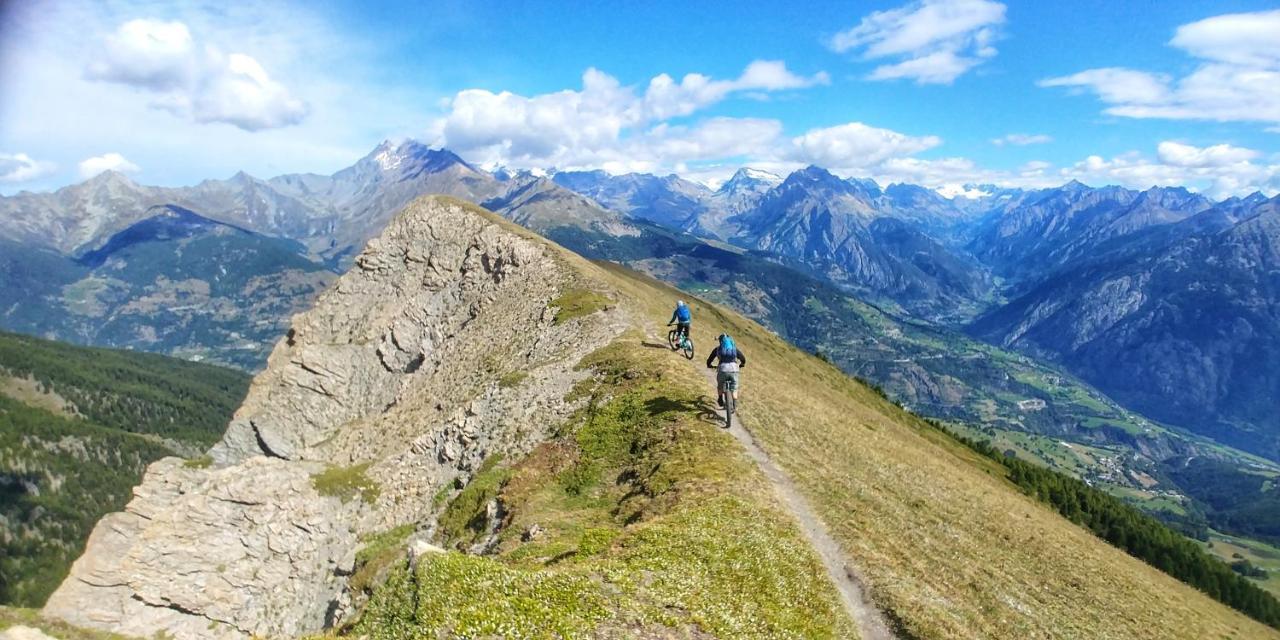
[695,350,896,640]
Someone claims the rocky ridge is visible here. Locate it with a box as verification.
[43,196,631,638]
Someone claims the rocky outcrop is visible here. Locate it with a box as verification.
[43,196,629,638]
[43,457,359,638]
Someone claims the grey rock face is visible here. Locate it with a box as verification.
[44,457,358,639]
[44,196,630,638]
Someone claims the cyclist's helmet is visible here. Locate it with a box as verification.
[677,300,686,307]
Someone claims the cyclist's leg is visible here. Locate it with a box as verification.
[716,371,728,406]
[729,371,740,401]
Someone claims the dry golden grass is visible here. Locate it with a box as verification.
[589,260,1278,640]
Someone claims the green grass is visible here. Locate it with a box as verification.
[498,370,529,388]
[585,259,1277,639]
[1207,531,1280,598]
[548,288,611,325]
[438,455,513,549]
[350,524,416,596]
[311,462,380,505]
[343,337,854,638]
[182,454,213,469]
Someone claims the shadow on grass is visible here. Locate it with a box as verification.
[640,341,671,350]
[644,395,722,425]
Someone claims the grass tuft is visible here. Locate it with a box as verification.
[311,462,380,505]
[349,524,416,596]
[438,455,512,548]
[498,370,529,389]
[548,288,611,325]
[182,454,213,469]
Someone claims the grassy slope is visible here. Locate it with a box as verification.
[590,260,1276,639]
[349,337,855,638]
[0,332,249,606]
[551,226,1278,549]
[334,201,856,638]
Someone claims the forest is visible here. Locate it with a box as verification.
[0,331,249,606]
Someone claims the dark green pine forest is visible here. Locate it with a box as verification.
[0,331,249,606]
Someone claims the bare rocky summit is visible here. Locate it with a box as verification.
[43,196,630,638]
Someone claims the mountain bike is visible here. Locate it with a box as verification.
[667,326,694,359]
[718,376,736,429]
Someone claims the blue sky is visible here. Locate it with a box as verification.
[1,0,1278,197]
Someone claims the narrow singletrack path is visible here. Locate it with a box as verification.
[668,328,895,639]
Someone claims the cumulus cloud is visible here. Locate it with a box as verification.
[790,122,941,168]
[0,152,57,183]
[430,61,828,170]
[1040,9,1280,126]
[85,18,308,130]
[1155,141,1259,167]
[78,152,141,179]
[799,142,1278,199]
[830,0,1006,84]
[1055,142,1279,198]
[992,133,1052,146]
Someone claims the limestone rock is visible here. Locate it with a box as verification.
[43,457,359,639]
[43,196,630,638]
[0,627,58,640]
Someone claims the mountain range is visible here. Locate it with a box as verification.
[2,140,1277,471]
[541,164,1280,462]
[26,196,1278,638]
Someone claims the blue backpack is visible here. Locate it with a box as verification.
[719,335,737,361]
[675,303,692,322]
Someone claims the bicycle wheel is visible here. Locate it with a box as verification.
[721,384,734,428]
[667,329,678,350]
[681,337,694,360]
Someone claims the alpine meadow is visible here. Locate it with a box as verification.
[2,1,1279,638]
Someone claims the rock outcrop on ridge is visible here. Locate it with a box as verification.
[43,196,629,638]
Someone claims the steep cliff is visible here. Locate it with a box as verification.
[43,196,631,637]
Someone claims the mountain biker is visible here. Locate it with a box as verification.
[706,333,746,407]
[668,300,692,344]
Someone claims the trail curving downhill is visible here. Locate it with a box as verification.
[689,343,896,639]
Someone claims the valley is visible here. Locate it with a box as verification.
[3,139,1279,612]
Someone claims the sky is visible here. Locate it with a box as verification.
[1,0,1278,198]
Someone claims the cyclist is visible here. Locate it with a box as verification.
[706,333,746,407]
[668,300,692,345]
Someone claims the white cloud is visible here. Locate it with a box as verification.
[1170,10,1280,68]
[1155,141,1259,167]
[430,61,828,170]
[790,122,942,168]
[0,152,57,183]
[78,152,141,179]
[992,133,1052,146]
[830,0,1006,84]
[1039,68,1172,105]
[1040,10,1280,126]
[1060,142,1279,198]
[85,18,308,131]
[0,1,433,192]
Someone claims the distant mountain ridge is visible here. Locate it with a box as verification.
[4,139,1279,466]
[973,194,1280,459]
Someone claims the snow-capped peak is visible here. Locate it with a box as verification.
[373,144,405,172]
[732,167,782,185]
[716,167,783,193]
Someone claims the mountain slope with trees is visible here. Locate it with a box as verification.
[0,331,249,606]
